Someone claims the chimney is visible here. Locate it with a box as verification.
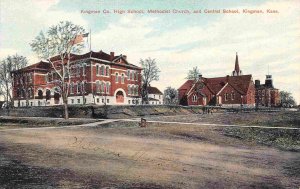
[255,80,260,87]
[110,52,115,61]
[226,75,229,82]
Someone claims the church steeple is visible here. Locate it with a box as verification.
[232,52,243,76]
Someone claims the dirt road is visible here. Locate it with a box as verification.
[0,119,299,188]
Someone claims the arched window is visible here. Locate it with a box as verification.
[106,66,109,76]
[17,89,20,97]
[101,82,105,93]
[82,64,87,76]
[115,73,119,83]
[82,81,86,93]
[96,65,99,75]
[77,82,80,93]
[76,65,80,77]
[128,85,131,95]
[127,70,130,80]
[38,89,43,99]
[46,89,51,100]
[135,86,138,95]
[101,65,105,75]
[121,73,125,83]
[106,82,110,94]
[96,81,100,93]
[27,88,32,98]
[70,83,74,94]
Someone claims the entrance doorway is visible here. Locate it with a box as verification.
[116,91,124,103]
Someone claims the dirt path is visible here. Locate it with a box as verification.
[0,121,299,188]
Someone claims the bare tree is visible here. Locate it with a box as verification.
[30,21,86,119]
[164,87,178,105]
[186,66,201,80]
[140,58,160,104]
[0,54,28,109]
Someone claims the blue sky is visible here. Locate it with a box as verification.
[1,0,299,103]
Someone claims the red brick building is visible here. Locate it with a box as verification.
[11,51,142,107]
[255,75,280,107]
[178,54,255,107]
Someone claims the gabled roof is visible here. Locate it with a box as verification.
[13,50,142,73]
[11,61,51,73]
[179,74,253,96]
[147,86,163,95]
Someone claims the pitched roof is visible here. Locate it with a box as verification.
[179,74,253,96]
[13,50,142,73]
[147,86,163,95]
[11,61,51,73]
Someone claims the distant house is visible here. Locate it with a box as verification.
[255,75,280,107]
[178,53,255,107]
[147,86,163,105]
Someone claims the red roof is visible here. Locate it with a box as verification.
[178,74,253,95]
[11,61,51,73]
[147,86,163,95]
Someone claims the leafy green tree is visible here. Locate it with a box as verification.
[280,91,296,107]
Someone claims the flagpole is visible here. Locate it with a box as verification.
[89,28,92,52]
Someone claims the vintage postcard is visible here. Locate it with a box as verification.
[0,0,299,188]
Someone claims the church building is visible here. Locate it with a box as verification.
[178,53,256,107]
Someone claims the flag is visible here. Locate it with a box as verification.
[70,33,89,45]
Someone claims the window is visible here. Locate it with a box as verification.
[135,72,138,80]
[30,102,33,106]
[102,99,104,103]
[96,98,99,103]
[101,66,105,75]
[77,82,80,93]
[101,82,105,93]
[131,72,135,81]
[154,95,156,98]
[107,99,109,103]
[106,83,110,94]
[96,65,99,75]
[128,85,131,95]
[127,70,130,80]
[232,92,235,100]
[115,73,119,83]
[96,81,100,93]
[45,74,49,82]
[136,86,139,95]
[106,67,109,76]
[70,83,74,94]
[83,64,86,76]
[77,99,80,104]
[76,65,80,77]
[82,81,86,93]
[225,93,228,101]
[121,73,125,83]
[128,100,130,104]
[192,94,197,102]
[71,99,74,104]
